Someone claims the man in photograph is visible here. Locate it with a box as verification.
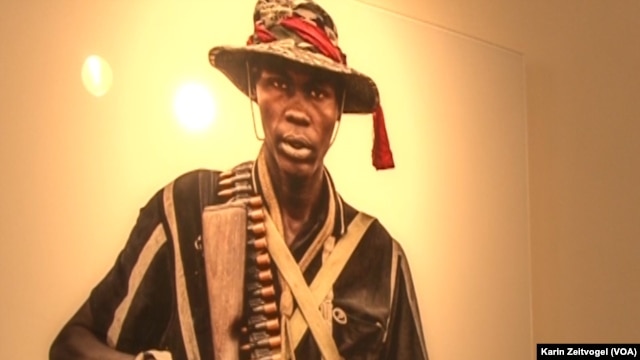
[50,1,427,359]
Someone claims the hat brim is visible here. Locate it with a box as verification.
[209,42,379,114]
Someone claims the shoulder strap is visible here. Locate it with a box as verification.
[264,212,342,360]
[289,212,375,349]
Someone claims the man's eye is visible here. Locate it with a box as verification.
[271,79,287,89]
[309,88,327,99]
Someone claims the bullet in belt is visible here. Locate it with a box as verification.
[248,222,266,235]
[252,301,278,315]
[252,252,270,267]
[250,284,275,298]
[220,169,234,178]
[219,172,251,186]
[252,318,280,331]
[248,297,265,309]
[256,268,273,282]
[240,335,282,351]
[217,183,253,198]
[218,177,234,187]
[217,188,235,197]
[234,163,254,173]
[246,196,263,207]
[235,183,253,193]
[248,237,268,250]
[248,208,265,221]
[248,268,273,282]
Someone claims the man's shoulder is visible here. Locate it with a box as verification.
[340,200,413,261]
[341,200,395,246]
[163,168,220,193]
[158,169,224,211]
[170,168,221,188]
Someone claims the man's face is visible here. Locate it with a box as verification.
[255,62,340,180]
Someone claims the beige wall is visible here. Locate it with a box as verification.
[361,0,640,347]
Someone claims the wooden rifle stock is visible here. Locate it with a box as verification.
[201,201,247,360]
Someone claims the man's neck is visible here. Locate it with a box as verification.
[278,171,323,220]
[265,160,325,244]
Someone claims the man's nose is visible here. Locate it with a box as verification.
[284,91,311,126]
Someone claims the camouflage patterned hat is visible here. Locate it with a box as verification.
[209,0,380,114]
[209,0,395,169]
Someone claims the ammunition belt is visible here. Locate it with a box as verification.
[218,162,282,360]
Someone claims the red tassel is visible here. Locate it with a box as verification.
[372,104,395,170]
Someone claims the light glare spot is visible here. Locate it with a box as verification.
[174,82,216,132]
[81,55,113,97]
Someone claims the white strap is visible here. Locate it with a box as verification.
[265,213,342,360]
[290,212,375,348]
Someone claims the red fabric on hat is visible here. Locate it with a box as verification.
[279,17,345,64]
[248,18,344,64]
[247,25,276,45]
[372,104,395,170]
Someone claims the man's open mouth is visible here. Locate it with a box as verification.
[280,136,313,161]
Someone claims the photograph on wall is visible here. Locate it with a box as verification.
[0,0,531,359]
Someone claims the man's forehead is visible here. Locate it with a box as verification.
[255,56,340,84]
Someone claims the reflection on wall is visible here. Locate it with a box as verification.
[173,82,217,132]
[0,1,530,359]
[81,55,113,97]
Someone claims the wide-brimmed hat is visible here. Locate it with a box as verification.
[209,0,379,114]
[208,0,395,169]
